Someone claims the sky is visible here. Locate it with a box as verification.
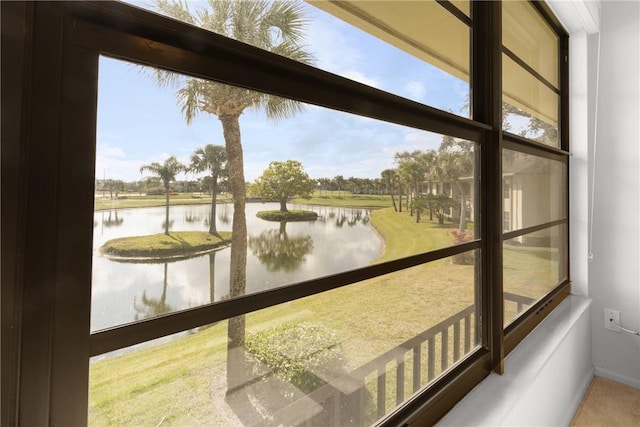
[96,1,470,183]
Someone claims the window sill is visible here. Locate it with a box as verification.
[439,295,593,426]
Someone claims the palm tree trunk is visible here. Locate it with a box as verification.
[220,114,248,398]
[210,177,218,234]
[164,185,170,235]
[455,180,466,230]
[209,252,216,304]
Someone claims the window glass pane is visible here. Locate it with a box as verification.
[124,0,470,116]
[503,225,567,326]
[503,55,559,147]
[92,56,478,332]
[89,251,480,426]
[502,149,566,232]
[503,0,558,87]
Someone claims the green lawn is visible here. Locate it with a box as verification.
[100,231,231,259]
[293,191,393,209]
[94,193,231,211]
[94,191,391,211]
[89,207,556,426]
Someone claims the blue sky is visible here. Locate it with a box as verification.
[96,1,469,183]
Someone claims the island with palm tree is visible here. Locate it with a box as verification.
[100,151,231,261]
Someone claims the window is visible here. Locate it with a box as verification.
[501,1,569,331]
[10,1,569,425]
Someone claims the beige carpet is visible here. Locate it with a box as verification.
[571,376,640,426]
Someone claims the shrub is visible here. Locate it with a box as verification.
[246,323,346,394]
[449,229,475,265]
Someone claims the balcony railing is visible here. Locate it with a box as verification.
[248,292,535,426]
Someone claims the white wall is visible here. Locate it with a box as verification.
[589,0,640,389]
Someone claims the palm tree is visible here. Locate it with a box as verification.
[190,144,227,235]
[150,0,313,399]
[381,168,398,211]
[435,136,475,230]
[140,156,185,235]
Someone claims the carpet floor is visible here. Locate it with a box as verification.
[571,376,640,426]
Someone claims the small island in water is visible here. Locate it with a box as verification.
[256,210,319,222]
[100,231,231,262]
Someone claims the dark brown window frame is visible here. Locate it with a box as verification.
[4,1,570,426]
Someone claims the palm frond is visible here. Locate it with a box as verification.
[177,79,203,124]
[154,0,196,25]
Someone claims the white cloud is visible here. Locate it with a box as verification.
[97,143,126,159]
[305,8,379,89]
[341,70,380,88]
[404,81,426,100]
[404,131,442,150]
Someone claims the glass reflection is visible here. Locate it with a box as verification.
[504,224,566,325]
[502,149,566,232]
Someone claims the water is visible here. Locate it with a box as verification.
[91,203,382,332]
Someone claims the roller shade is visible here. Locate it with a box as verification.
[308,0,470,82]
[308,1,558,127]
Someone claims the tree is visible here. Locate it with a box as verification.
[332,175,346,198]
[252,160,315,212]
[189,144,227,235]
[398,159,427,217]
[434,136,474,230]
[150,0,313,399]
[426,194,455,224]
[380,169,399,211]
[140,156,185,235]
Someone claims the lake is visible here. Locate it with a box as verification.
[91,203,383,332]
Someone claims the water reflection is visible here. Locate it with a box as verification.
[91,204,381,332]
[218,203,231,225]
[133,263,173,320]
[248,222,313,273]
[102,211,124,228]
[184,211,202,223]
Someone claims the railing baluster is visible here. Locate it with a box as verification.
[271,305,489,424]
[331,393,340,425]
[413,345,421,392]
[356,382,365,426]
[517,301,523,313]
[464,313,471,353]
[453,321,461,362]
[396,355,405,405]
[441,328,449,372]
[428,338,435,381]
[377,367,386,419]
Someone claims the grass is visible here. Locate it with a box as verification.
[295,191,393,208]
[256,209,319,221]
[89,207,555,425]
[95,191,391,211]
[94,192,232,211]
[100,231,231,260]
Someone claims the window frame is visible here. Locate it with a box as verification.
[9,1,570,425]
